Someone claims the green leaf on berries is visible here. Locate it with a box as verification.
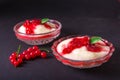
[90,36,102,44]
[41,18,49,24]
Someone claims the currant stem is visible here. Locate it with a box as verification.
[40,48,50,53]
[16,45,21,55]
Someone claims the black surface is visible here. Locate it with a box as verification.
[0,0,120,80]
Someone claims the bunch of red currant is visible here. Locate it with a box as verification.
[23,19,51,34]
[9,45,47,67]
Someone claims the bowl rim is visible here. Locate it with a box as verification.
[51,35,115,62]
[13,19,62,36]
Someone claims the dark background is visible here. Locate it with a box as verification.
[0,0,120,80]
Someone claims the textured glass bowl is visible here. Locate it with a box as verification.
[14,19,62,45]
[51,35,115,68]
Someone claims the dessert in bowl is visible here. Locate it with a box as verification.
[51,35,115,68]
[14,18,62,45]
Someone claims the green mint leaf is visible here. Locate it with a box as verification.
[41,18,49,24]
[90,36,102,44]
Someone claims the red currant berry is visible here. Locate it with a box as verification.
[35,49,41,56]
[40,51,47,58]
[27,47,33,52]
[11,52,17,57]
[9,55,15,60]
[25,54,31,60]
[10,58,16,64]
[26,29,32,34]
[30,52,36,59]
[13,61,19,67]
[18,54,25,60]
[17,58,23,64]
[32,46,39,50]
[24,20,30,26]
[22,50,28,55]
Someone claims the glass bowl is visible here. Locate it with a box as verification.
[51,35,115,68]
[13,19,62,45]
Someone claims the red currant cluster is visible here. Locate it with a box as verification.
[62,36,89,54]
[23,19,52,34]
[9,45,47,67]
[23,20,40,34]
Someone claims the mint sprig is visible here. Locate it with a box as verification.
[90,36,102,44]
[41,18,49,24]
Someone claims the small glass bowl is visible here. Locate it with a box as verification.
[14,19,62,45]
[51,35,115,68]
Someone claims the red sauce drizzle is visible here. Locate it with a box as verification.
[62,36,103,54]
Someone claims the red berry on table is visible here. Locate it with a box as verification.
[9,52,17,62]
[10,57,23,67]
[10,58,16,64]
[40,51,47,58]
[11,52,17,57]
[17,58,23,64]
[27,47,33,52]
[32,45,39,50]
[35,49,41,56]
[13,61,19,67]
[25,54,31,60]
[9,45,49,67]
[22,50,28,55]
[9,45,24,67]
[30,52,36,59]
[9,55,15,60]
[18,54,25,60]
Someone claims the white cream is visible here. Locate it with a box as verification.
[34,25,55,34]
[57,37,110,61]
[18,25,26,33]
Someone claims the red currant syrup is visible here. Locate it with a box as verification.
[62,36,103,54]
